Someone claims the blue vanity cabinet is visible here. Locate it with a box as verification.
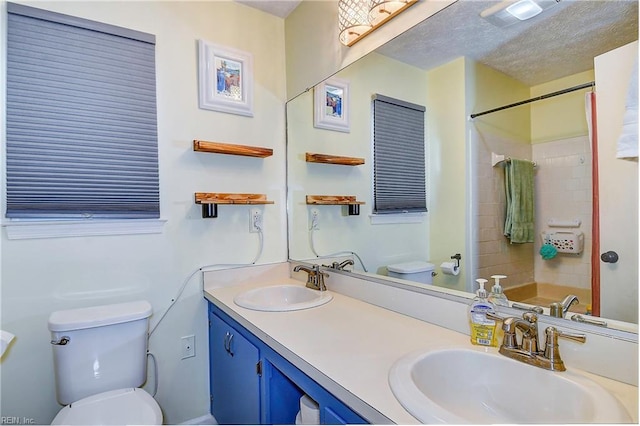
[208,309,261,425]
[262,352,368,425]
[207,301,369,425]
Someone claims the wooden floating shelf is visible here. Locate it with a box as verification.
[194,140,273,158]
[306,195,364,216]
[306,195,365,205]
[195,193,274,218]
[305,152,365,166]
[195,193,274,205]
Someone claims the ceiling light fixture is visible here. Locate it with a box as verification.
[481,0,561,28]
[338,0,417,47]
[506,0,543,20]
[338,0,372,46]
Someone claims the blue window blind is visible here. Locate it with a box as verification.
[372,94,427,214]
[6,3,159,219]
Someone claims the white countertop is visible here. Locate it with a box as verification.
[204,275,638,424]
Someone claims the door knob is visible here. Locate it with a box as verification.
[600,251,619,263]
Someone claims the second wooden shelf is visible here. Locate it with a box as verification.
[194,140,273,158]
[305,153,364,166]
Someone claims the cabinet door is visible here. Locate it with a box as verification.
[209,311,261,424]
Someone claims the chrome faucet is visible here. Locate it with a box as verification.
[293,264,328,291]
[329,259,354,271]
[549,294,579,318]
[488,312,586,371]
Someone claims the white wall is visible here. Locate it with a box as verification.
[0,1,287,424]
[532,136,592,289]
[595,41,639,322]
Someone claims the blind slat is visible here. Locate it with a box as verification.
[373,95,427,214]
[6,5,159,219]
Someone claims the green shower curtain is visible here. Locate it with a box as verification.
[504,159,535,243]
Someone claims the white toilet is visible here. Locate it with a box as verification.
[48,300,163,425]
[387,261,435,284]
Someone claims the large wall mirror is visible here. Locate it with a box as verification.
[286,0,638,332]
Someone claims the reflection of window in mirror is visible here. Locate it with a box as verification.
[372,94,427,215]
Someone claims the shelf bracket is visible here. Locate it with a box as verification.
[201,203,218,219]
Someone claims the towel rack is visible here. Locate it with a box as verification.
[491,152,536,167]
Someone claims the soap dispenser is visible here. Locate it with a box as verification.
[468,278,497,347]
[488,274,510,307]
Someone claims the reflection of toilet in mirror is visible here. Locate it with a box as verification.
[387,261,435,285]
[48,300,163,425]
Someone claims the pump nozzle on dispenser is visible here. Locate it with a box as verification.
[489,274,509,307]
[475,278,488,298]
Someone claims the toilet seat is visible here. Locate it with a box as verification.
[51,388,163,425]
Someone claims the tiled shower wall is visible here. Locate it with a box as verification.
[476,131,592,290]
[532,136,592,290]
[476,128,534,288]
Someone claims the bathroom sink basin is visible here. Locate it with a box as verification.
[389,348,631,424]
[234,284,333,312]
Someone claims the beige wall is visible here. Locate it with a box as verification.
[287,53,431,274]
[0,1,287,424]
[530,70,594,144]
[425,57,468,291]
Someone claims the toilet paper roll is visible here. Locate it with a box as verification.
[299,394,319,425]
[440,262,460,276]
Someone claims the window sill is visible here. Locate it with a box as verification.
[369,212,426,225]
[3,218,167,240]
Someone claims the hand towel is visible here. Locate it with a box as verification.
[504,159,535,243]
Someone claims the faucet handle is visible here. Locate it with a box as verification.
[522,311,538,323]
[543,327,586,371]
[557,329,587,344]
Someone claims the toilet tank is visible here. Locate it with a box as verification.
[48,300,152,405]
[387,261,435,285]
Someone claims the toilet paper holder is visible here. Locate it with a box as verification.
[450,253,461,270]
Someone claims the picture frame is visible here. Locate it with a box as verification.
[314,77,350,132]
[198,40,253,117]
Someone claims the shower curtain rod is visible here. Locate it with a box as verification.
[470,81,595,119]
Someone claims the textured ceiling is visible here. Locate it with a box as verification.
[235,0,301,18]
[239,0,638,86]
[376,0,639,86]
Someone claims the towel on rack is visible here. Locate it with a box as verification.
[504,159,535,243]
[617,56,638,159]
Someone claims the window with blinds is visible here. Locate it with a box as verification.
[372,94,427,214]
[6,3,159,220]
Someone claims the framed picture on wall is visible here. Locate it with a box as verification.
[314,77,350,132]
[198,40,253,117]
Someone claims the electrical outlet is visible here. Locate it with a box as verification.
[181,335,195,359]
[249,208,263,233]
[310,209,320,230]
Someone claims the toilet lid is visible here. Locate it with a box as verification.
[51,388,162,425]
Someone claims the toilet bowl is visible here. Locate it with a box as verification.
[51,388,162,425]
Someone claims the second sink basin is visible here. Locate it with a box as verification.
[389,347,631,424]
[234,284,333,312]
